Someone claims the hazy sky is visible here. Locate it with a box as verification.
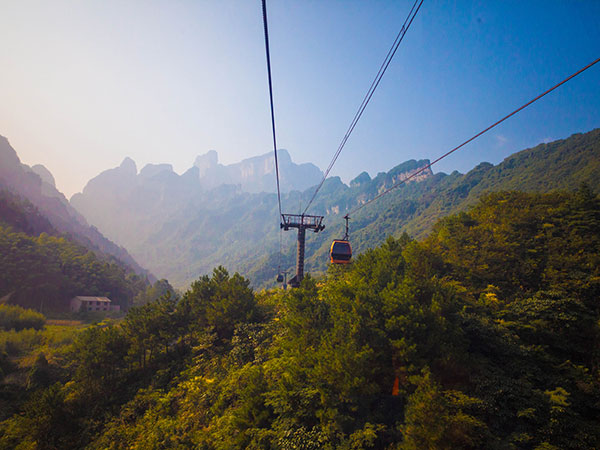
[1,0,599,198]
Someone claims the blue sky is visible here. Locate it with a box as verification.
[1,0,599,197]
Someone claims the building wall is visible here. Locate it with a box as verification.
[70,297,114,313]
[70,297,82,312]
[86,300,110,311]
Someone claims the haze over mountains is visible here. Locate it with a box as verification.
[2,129,598,289]
[68,128,600,288]
[0,135,151,279]
[193,149,323,193]
[68,147,435,287]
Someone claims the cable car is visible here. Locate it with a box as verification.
[330,215,352,264]
[330,239,352,264]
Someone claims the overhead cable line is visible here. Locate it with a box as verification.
[303,0,424,215]
[343,56,600,219]
[261,0,283,220]
[261,0,284,269]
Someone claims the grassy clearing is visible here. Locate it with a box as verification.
[45,319,84,326]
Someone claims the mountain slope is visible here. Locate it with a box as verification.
[71,153,435,287]
[70,150,328,288]
[0,189,150,311]
[0,135,152,280]
[401,128,600,238]
[252,129,600,286]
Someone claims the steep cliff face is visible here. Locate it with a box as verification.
[375,159,433,193]
[71,157,202,248]
[193,149,323,193]
[0,135,152,279]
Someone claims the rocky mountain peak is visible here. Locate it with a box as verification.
[120,157,137,175]
[350,171,371,187]
[276,149,292,165]
[140,163,174,179]
[191,149,322,193]
[0,135,21,173]
[194,150,219,176]
[31,164,56,187]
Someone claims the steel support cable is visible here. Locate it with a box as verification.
[262,0,283,220]
[320,0,421,179]
[343,56,600,219]
[303,0,424,215]
[261,0,284,270]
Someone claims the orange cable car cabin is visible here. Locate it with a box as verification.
[330,239,352,264]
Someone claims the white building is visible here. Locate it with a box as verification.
[70,296,120,313]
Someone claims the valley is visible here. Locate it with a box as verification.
[66,128,600,289]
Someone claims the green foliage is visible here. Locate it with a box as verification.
[399,369,486,450]
[0,189,54,236]
[71,325,129,396]
[132,279,176,306]
[123,292,178,369]
[0,304,45,331]
[425,188,600,301]
[0,328,45,357]
[0,187,150,312]
[0,225,144,311]
[27,352,51,390]
[180,266,261,342]
[2,189,600,449]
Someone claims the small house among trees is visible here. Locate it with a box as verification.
[70,296,120,313]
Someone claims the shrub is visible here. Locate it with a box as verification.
[0,304,45,331]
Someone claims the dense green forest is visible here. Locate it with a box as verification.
[0,190,169,312]
[1,187,598,449]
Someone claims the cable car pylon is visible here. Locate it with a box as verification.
[281,213,325,288]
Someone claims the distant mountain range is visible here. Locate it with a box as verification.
[279,128,600,284]
[0,135,152,280]
[68,149,325,288]
[3,129,598,290]
[68,128,600,288]
[193,149,323,193]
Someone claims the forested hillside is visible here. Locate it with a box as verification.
[0,190,166,312]
[0,135,151,279]
[251,129,600,286]
[2,188,598,449]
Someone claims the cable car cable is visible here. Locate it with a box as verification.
[261,0,283,221]
[261,0,285,274]
[319,0,422,181]
[303,0,424,215]
[344,55,600,218]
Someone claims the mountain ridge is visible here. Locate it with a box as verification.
[70,152,436,287]
[246,129,600,287]
[19,128,600,289]
[0,135,153,281]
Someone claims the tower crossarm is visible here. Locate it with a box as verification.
[281,214,325,232]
